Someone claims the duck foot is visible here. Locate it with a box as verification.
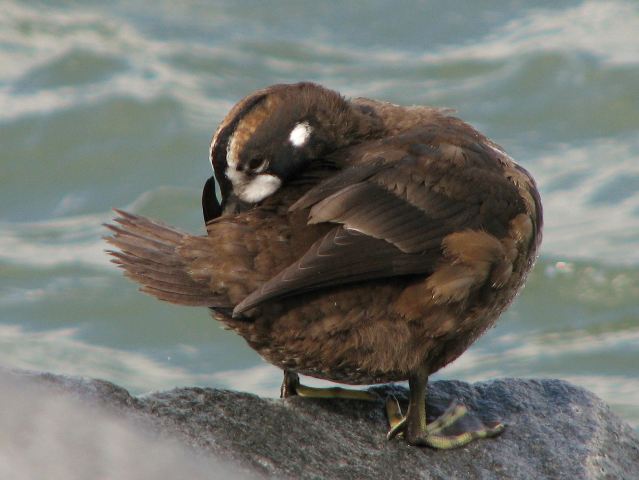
[280,370,377,401]
[386,399,505,449]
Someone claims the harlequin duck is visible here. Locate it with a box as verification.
[105,82,542,448]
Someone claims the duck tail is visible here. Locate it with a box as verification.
[104,209,223,307]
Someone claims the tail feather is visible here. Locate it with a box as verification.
[108,250,179,273]
[105,233,181,266]
[112,209,186,243]
[104,209,226,307]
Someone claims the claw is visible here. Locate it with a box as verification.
[385,396,406,440]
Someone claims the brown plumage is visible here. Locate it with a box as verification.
[105,82,542,446]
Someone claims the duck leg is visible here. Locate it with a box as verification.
[386,370,505,449]
[281,369,503,448]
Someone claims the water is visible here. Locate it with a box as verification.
[1,0,638,431]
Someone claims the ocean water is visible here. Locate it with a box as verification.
[1,0,638,432]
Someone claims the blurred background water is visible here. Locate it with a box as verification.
[0,0,637,431]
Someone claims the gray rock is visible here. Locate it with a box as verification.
[2,368,637,479]
[0,368,254,480]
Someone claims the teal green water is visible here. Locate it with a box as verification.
[1,1,638,430]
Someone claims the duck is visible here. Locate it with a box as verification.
[105,82,543,448]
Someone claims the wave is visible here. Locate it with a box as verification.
[0,186,201,270]
[534,138,639,265]
[0,324,219,393]
[416,1,639,67]
[2,1,638,122]
[0,212,113,268]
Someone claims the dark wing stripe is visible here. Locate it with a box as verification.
[234,228,428,315]
[308,182,447,254]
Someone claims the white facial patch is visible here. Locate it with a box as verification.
[288,122,312,147]
[239,173,282,203]
[225,162,244,185]
[225,131,239,168]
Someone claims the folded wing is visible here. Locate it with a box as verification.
[234,134,526,316]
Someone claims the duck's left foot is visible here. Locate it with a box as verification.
[385,399,505,449]
[280,370,378,401]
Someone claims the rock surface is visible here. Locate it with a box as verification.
[2,368,638,479]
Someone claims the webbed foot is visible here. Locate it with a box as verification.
[386,398,504,449]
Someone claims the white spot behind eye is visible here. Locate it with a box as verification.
[289,122,312,147]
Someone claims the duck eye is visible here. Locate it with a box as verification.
[248,157,266,171]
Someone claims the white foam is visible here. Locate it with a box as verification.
[0,323,282,399]
[0,325,218,392]
[0,2,231,122]
[0,213,113,269]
